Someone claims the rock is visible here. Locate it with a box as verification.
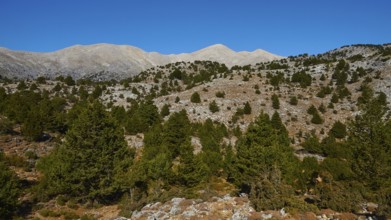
[261,213,273,219]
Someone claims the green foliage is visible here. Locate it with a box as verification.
[269,72,285,87]
[243,102,251,115]
[291,71,312,88]
[169,69,187,80]
[125,100,161,134]
[64,75,76,86]
[289,96,298,105]
[331,93,339,103]
[160,103,170,117]
[21,110,44,141]
[17,80,27,90]
[92,85,103,99]
[320,158,354,181]
[314,174,362,212]
[178,140,210,186]
[0,152,21,219]
[332,59,349,85]
[347,54,364,62]
[349,91,391,191]
[175,96,180,103]
[301,134,322,154]
[311,111,323,124]
[267,62,289,70]
[329,121,346,138]
[36,101,135,202]
[0,115,13,134]
[215,91,225,98]
[307,105,317,115]
[36,76,47,84]
[190,92,201,103]
[234,112,299,210]
[271,94,280,109]
[209,100,219,113]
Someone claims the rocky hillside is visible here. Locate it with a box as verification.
[0,44,282,80]
[100,43,391,147]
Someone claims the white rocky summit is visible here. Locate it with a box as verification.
[0,43,283,80]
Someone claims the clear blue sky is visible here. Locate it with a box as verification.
[1,0,390,56]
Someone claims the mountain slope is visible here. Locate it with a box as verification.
[0,44,283,80]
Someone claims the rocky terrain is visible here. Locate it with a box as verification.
[0,44,282,80]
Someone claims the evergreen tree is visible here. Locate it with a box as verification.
[37,101,134,202]
[190,92,201,103]
[311,111,323,124]
[243,101,252,114]
[162,110,191,158]
[307,105,317,115]
[17,80,27,90]
[329,121,347,138]
[234,112,299,210]
[271,94,280,109]
[271,111,287,136]
[289,96,298,105]
[178,140,210,186]
[64,75,76,86]
[209,100,219,113]
[21,109,44,141]
[160,103,170,117]
[0,152,21,219]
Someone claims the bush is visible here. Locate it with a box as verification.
[215,91,225,98]
[243,102,251,115]
[289,96,298,105]
[209,100,220,113]
[329,121,347,138]
[311,112,323,124]
[190,92,201,103]
[291,71,312,88]
[0,154,21,219]
[0,116,13,134]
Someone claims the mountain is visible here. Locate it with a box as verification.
[0,43,282,80]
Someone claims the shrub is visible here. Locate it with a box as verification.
[311,112,323,124]
[209,100,220,113]
[215,91,225,98]
[289,96,298,105]
[243,102,252,114]
[190,92,201,103]
[329,121,347,138]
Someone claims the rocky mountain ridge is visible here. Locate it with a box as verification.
[0,43,282,80]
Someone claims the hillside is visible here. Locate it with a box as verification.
[0,43,390,219]
[0,44,282,80]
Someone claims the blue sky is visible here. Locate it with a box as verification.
[1,0,390,56]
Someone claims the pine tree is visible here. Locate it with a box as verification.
[243,102,252,114]
[178,140,209,186]
[209,100,219,113]
[272,94,280,109]
[0,152,21,219]
[329,121,347,138]
[160,103,170,117]
[311,111,323,124]
[190,92,201,103]
[289,96,298,105]
[234,112,299,210]
[37,101,134,202]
